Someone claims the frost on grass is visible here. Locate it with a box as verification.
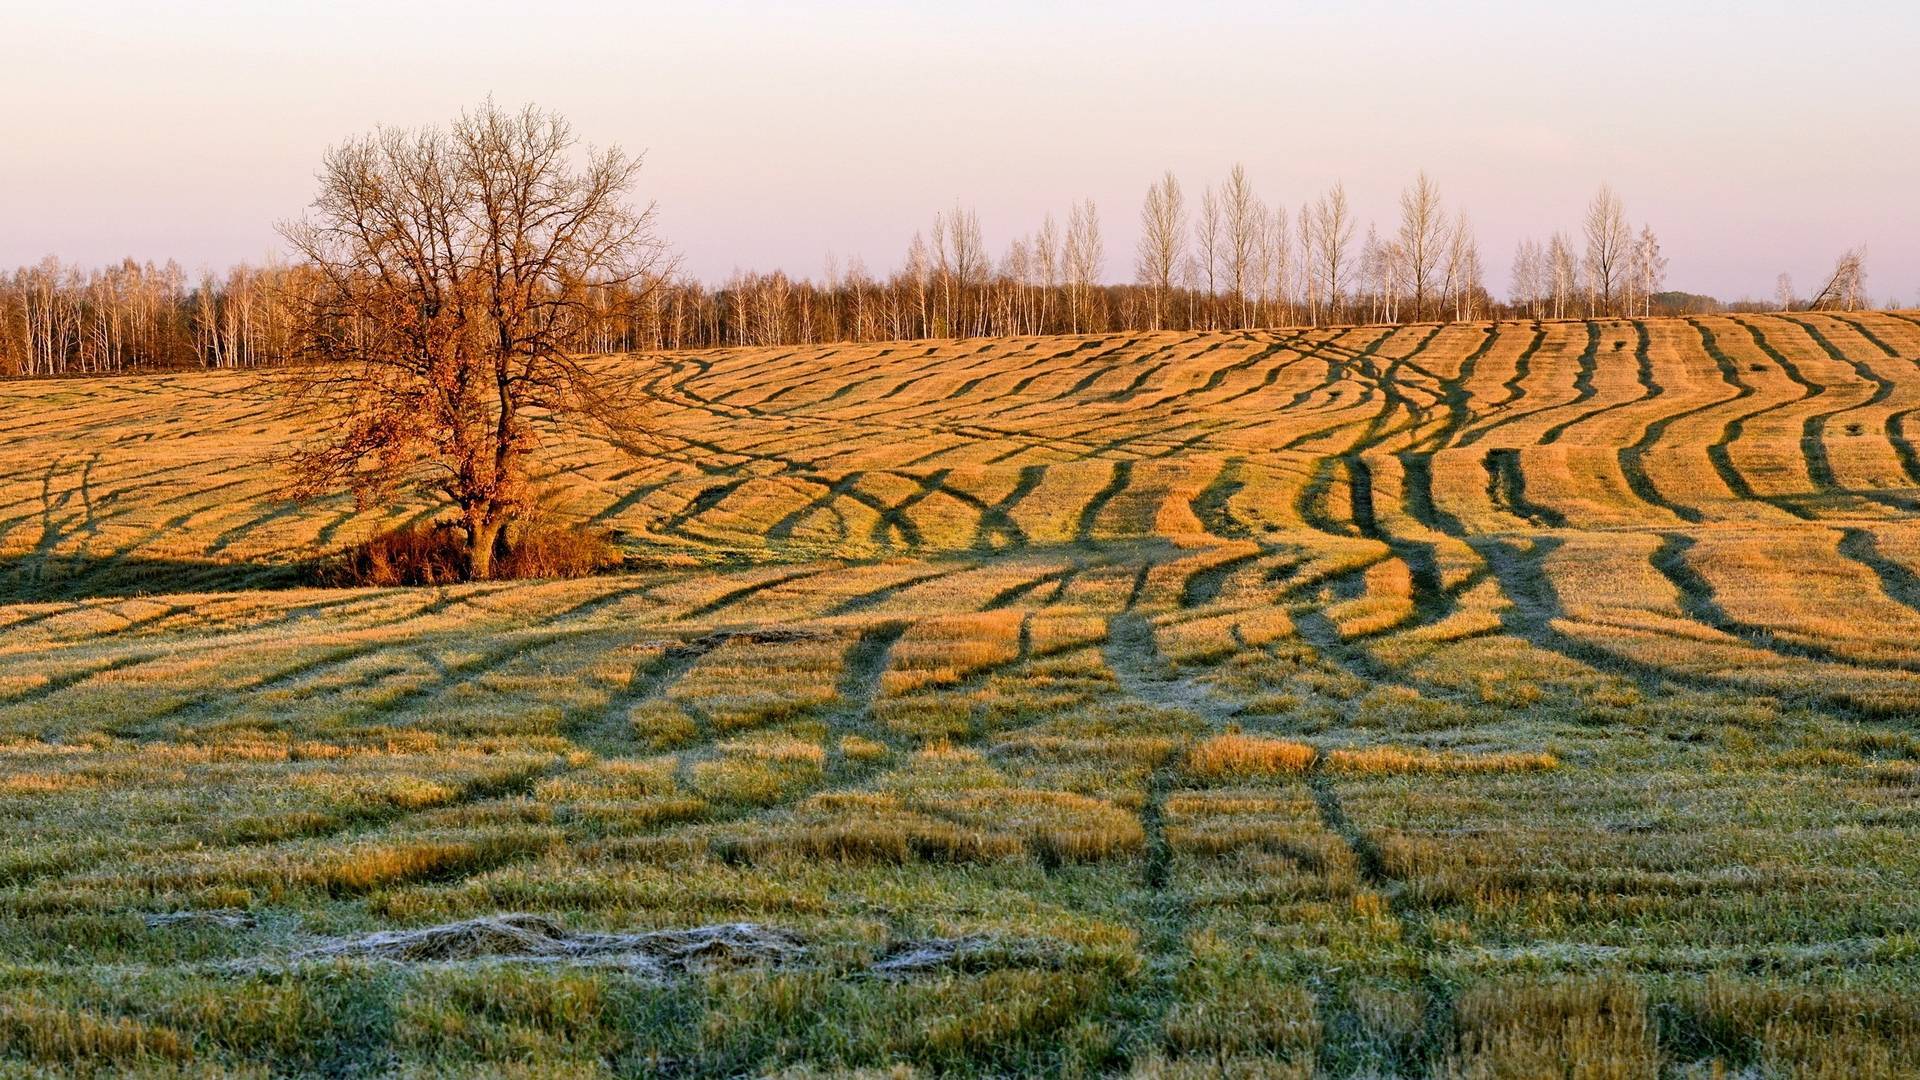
[283,914,807,975]
[144,909,257,930]
[869,935,1065,977]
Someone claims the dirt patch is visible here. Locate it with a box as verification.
[286,914,806,974]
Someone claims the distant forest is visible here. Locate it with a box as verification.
[0,172,1879,376]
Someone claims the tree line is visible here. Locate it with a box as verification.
[1,166,1885,376]
[0,258,308,376]
[662,173,1676,347]
[0,256,672,378]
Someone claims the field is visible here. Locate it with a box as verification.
[4,312,1920,1076]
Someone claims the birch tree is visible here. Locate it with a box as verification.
[1221,165,1263,328]
[904,232,931,338]
[1262,206,1292,327]
[946,206,988,336]
[1442,211,1482,321]
[1035,214,1061,333]
[1809,248,1867,311]
[1135,171,1186,330]
[1397,171,1446,320]
[1548,232,1579,320]
[1582,185,1632,315]
[1064,199,1104,334]
[1305,183,1354,325]
[1196,188,1222,329]
[1630,225,1666,316]
[1511,238,1545,318]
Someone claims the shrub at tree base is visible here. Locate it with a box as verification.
[327,519,621,586]
[497,520,626,581]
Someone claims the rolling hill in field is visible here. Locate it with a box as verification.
[3,312,1920,1076]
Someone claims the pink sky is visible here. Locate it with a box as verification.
[2,0,1915,304]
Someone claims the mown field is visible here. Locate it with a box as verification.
[4,312,1920,1077]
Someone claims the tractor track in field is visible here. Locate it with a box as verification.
[22,314,1920,942]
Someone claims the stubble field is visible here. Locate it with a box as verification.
[3,312,1920,1076]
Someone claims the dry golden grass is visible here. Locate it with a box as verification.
[1442,978,1658,1079]
[0,995,191,1067]
[880,611,1024,696]
[1186,733,1318,779]
[4,314,1920,1076]
[1323,746,1560,775]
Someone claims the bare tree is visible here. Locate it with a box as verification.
[1034,214,1061,333]
[1775,273,1796,313]
[1582,184,1632,315]
[1135,171,1186,331]
[1221,164,1263,328]
[1397,171,1447,320]
[929,210,954,336]
[1064,199,1104,334]
[1195,188,1222,329]
[1630,225,1667,317]
[1261,205,1292,327]
[946,205,989,336]
[1511,238,1545,319]
[1304,183,1354,325]
[1442,210,1482,321]
[903,231,932,338]
[1000,236,1032,335]
[1809,248,1868,311]
[1361,225,1401,324]
[278,101,669,579]
[1548,232,1579,320]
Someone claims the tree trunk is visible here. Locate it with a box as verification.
[469,516,505,581]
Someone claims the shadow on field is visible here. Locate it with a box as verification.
[0,554,314,602]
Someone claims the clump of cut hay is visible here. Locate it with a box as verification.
[287,914,805,974]
[838,734,889,762]
[1324,746,1560,774]
[1186,733,1318,779]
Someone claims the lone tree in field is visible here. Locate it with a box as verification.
[280,102,668,579]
